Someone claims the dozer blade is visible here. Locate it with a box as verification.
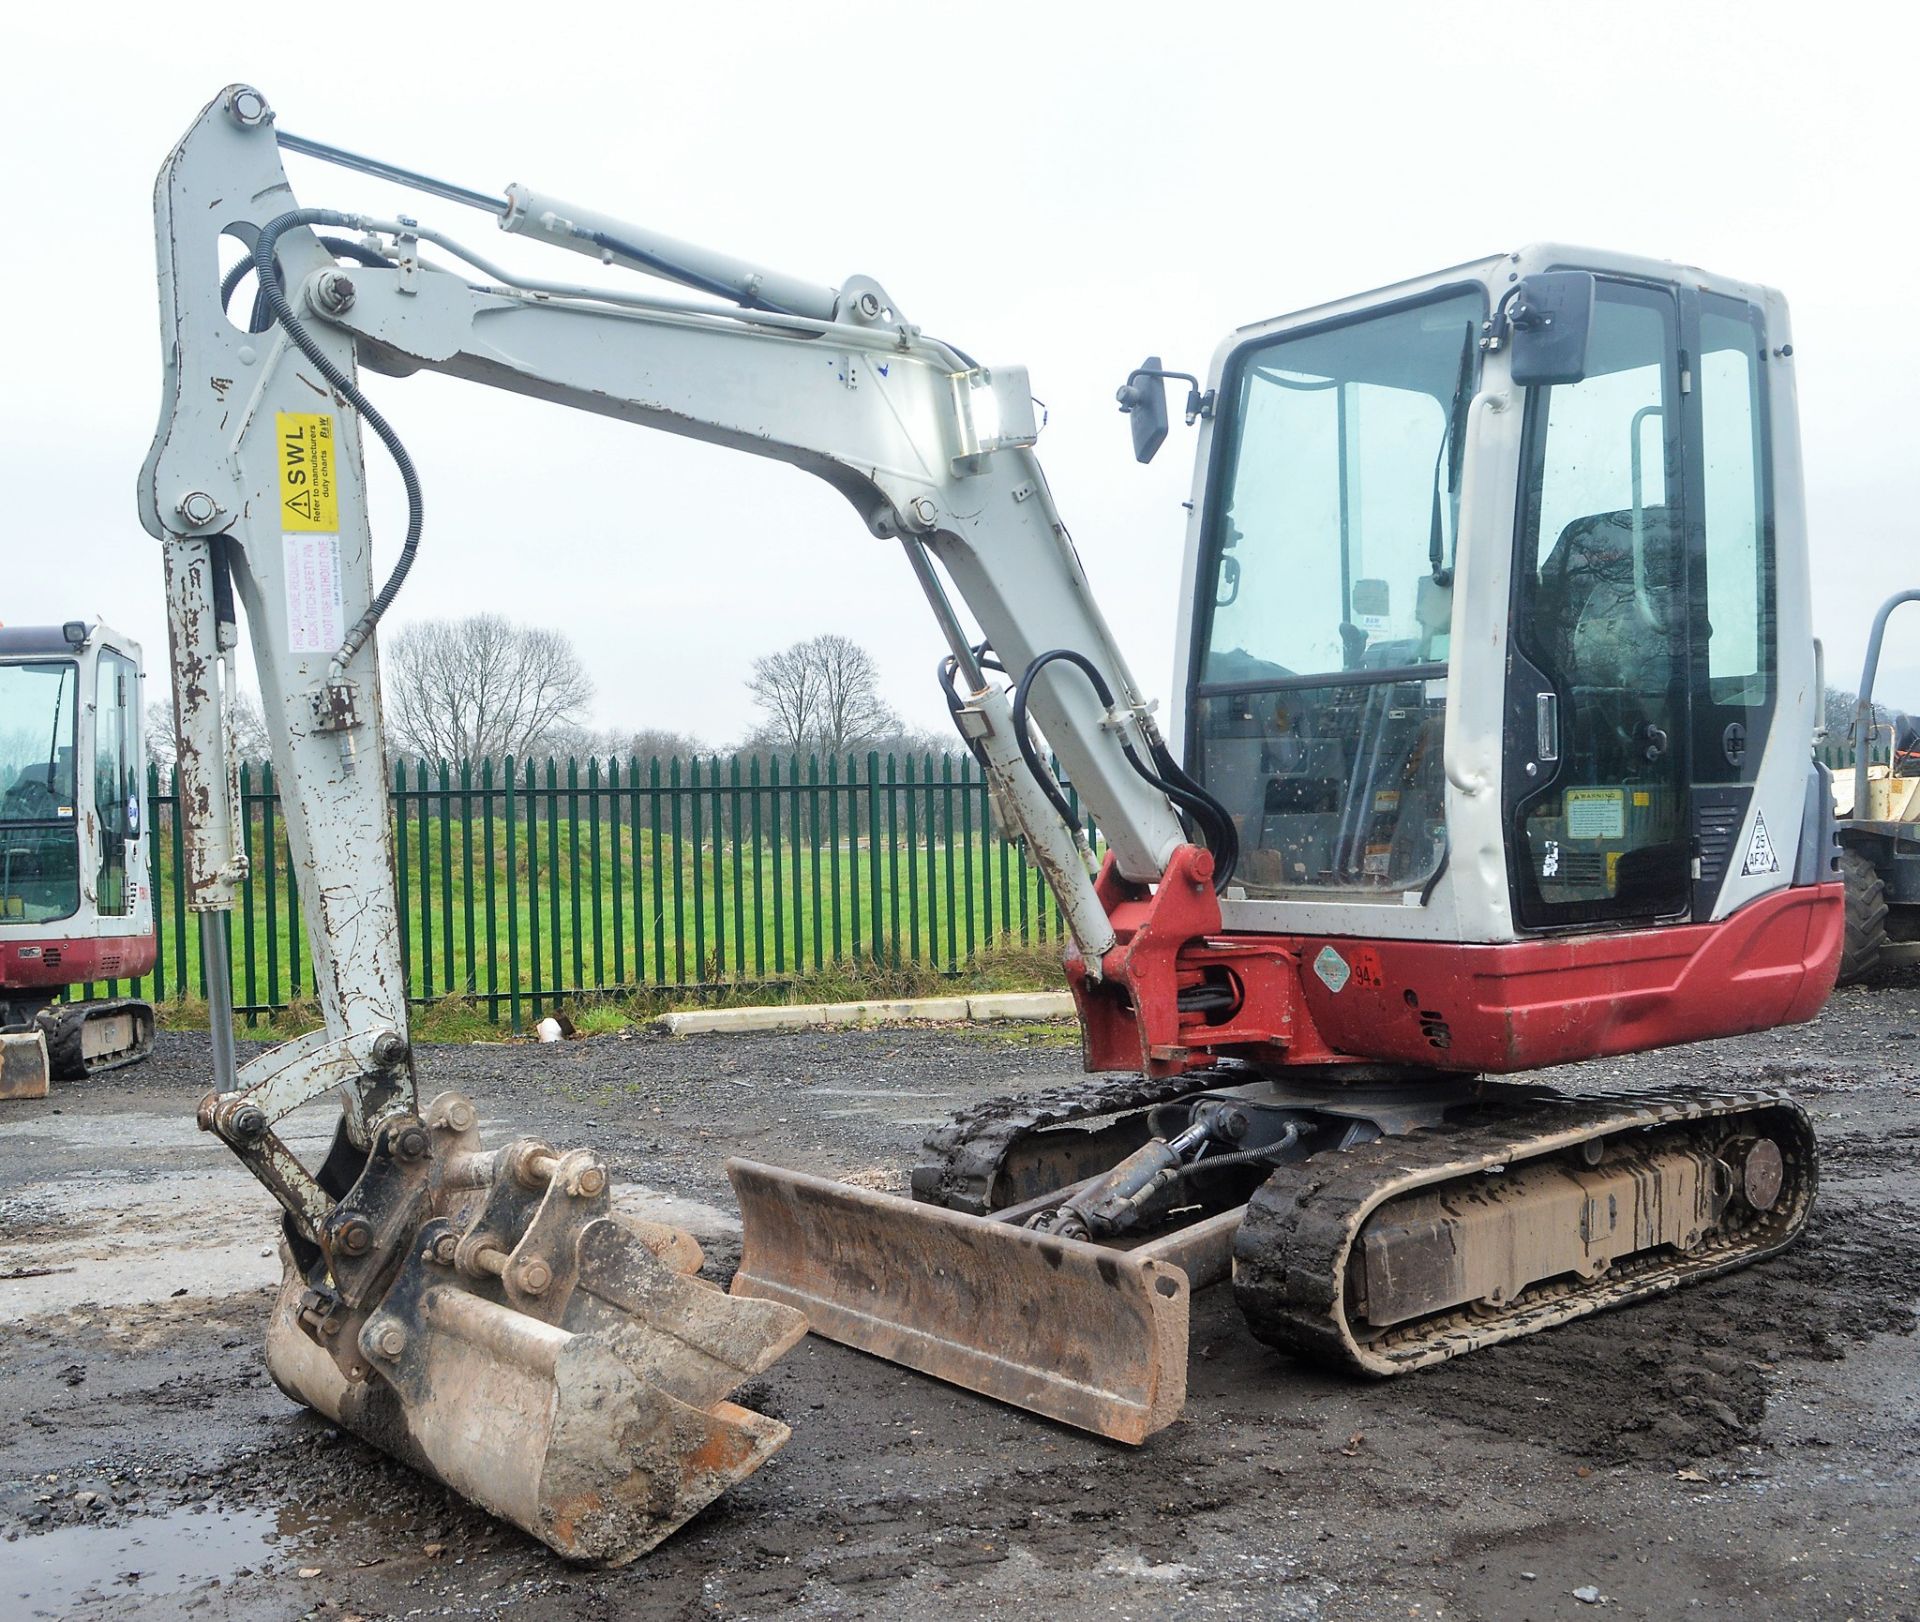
[727,1158,1190,1444]
[266,1213,807,1565]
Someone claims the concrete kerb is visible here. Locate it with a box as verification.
[652,990,1073,1037]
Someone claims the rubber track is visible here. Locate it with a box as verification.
[912,1071,1225,1213]
[1232,1085,1816,1376]
[41,999,156,1081]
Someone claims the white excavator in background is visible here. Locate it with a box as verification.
[142,86,1842,1564]
[0,621,155,1099]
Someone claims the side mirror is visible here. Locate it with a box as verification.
[1508,271,1596,387]
[1115,355,1170,465]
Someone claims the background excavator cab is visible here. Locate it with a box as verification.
[0,624,156,1097]
[1833,589,1920,980]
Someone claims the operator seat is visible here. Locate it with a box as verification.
[1535,506,1683,693]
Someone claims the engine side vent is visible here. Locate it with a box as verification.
[1693,785,1754,920]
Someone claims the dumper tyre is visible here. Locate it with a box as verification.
[1837,848,1889,985]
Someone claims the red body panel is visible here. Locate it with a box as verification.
[1295,882,1844,1072]
[1067,848,1844,1079]
[0,932,157,994]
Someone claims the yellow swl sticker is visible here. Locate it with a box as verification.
[278,412,338,531]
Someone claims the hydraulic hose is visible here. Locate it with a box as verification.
[223,236,394,331]
[1163,1121,1308,1184]
[1140,733,1240,887]
[252,210,421,675]
[1008,652,1096,834]
[1011,650,1239,892]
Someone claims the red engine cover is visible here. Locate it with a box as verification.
[1,932,157,994]
[1067,848,1843,1079]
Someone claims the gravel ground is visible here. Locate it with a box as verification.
[1,978,1916,1621]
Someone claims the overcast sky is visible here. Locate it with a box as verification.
[5,2,1916,746]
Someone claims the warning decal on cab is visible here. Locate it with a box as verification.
[278,411,338,531]
[1742,809,1780,876]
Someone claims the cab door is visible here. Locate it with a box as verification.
[1506,280,1692,928]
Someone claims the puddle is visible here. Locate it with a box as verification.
[3,1504,279,1615]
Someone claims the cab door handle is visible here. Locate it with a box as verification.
[1535,693,1560,762]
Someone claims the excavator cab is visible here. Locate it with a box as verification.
[0,624,156,1098]
[1181,258,1807,945]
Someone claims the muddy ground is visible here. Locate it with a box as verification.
[2,979,1916,1621]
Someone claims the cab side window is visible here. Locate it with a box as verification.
[1693,297,1773,778]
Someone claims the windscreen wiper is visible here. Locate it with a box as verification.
[44,667,67,791]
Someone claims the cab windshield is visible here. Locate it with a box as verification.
[1193,288,1483,896]
[0,659,81,922]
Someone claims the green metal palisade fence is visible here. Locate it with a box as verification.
[1815,740,1891,770]
[109,753,1101,1028]
[83,744,1884,1029]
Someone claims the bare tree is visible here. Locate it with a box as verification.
[747,634,900,755]
[1824,686,1891,746]
[145,693,271,770]
[383,615,594,764]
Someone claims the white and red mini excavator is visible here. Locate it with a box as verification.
[142,86,1841,1562]
[0,621,155,1098]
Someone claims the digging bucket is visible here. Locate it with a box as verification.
[727,1158,1192,1444]
[266,1212,806,1564]
[262,1093,808,1566]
